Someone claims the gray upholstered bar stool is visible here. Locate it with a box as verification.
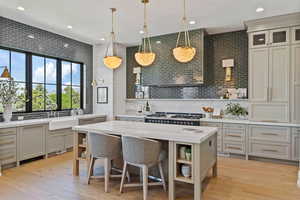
[87,132,130,192]
[120,135,167,200]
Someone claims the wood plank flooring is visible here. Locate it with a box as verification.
[0,152,299,200]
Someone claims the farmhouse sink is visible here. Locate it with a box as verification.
[49,117,79,131]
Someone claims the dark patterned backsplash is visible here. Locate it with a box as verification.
[127,30,248,99]
[0,16,93,115]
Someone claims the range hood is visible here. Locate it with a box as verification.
[140,29,205,87]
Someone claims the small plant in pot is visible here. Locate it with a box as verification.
[0,80,19,122]
[224,103,248,120]
[185,148,192,161]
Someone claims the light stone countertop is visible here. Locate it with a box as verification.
[73,120,218,144]
[0,114,106,129]
[116,114,300,128]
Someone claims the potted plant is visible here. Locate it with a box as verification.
[185,148,192,161]
[0,80,18,122]
[224,103,248,119]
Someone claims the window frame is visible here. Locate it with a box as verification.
[0,45,84,113]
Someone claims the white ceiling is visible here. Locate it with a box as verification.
[0,0,299,46]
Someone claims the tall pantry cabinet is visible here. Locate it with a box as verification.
[246,13,300,123]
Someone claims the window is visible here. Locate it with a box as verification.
[0,47,83,113]
[0,49,26,112]
[61,61,82,109]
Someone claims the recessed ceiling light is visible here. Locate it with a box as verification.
[67,25,73,29]
[100,38,105,41]
[64,43,69,48]
[189,20,196,25]
[27,35,35,39]
[17,6,25,11]
[139,30,144,34]
[256,7,264,13]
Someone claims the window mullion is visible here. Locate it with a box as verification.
[57,59,62,111]
[26,53,32,112]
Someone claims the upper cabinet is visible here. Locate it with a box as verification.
[249,28,290,48]
[292,26,300,44]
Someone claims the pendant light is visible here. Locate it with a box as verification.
[173,0,196,63]
[135,0,156,67]
[103,8,122,69]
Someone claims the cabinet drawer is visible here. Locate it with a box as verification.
[0,128,17,135]
[223,141,245,154]
[0,134,17,149]
[223,123,246,129]
[249,142,290,160]
[223,128,246,142]
[0,147,17,165]
[249,126,291,143]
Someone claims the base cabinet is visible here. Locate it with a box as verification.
[292,128,300,161]
[47,128,73,154]
[222,124,247,155]
[200,122,223,153]
[18,125,46,161]
[0,128,17,165]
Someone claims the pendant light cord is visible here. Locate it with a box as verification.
[176,0,191,48]
[139,1,152,54]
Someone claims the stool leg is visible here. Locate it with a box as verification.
[104,158,111,193]
[142,165,148,200]
[120,161,128,193]
[158,162,167,192]
[87,157,95,184]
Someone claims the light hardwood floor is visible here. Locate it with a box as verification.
[0,153,299,200]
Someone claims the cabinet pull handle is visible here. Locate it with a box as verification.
[227,134,241,138]
[261,133,278,136]
[267,87,269,101]
[262,149,278,153]
[0,141,14,146]
[269,87,272,99]
[228,146,242,150]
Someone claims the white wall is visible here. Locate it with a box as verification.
[125,99,249,115]
[93,43,127,120]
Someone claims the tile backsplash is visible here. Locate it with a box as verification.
[126,30,248,99]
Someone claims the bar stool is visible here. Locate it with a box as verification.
[87,132,130,192]
[120,135,167,200]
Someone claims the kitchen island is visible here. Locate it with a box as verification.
[72,120,218,200]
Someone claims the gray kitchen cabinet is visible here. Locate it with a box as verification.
[0,128,17,165]
[291,44,300,123]
[292,26,300,44]
[18,124,46,161]
[200,122,223,153]
[248,125,292,160]
[47,128,73,154]
[222,123,247,155]
[292,128,300,161]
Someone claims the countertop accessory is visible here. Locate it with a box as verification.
[179,146,187,159]
[173,0,196,63]
[181,165,191,178]
[225,103,248,119]
[103,8,122,69]
[202,107,214,119]
[135,0,156,67]
[0,79,18,122]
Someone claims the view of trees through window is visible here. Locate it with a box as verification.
[0,48,82,113]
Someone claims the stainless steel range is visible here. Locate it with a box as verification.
[145,112,204,126]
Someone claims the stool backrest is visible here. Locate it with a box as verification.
[88,132,121,159]
[122,136,161,166]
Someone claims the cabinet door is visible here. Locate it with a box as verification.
[270,28,290,46]
[249,31,269,48]
[19,125,46,161]
[65,134,73,149]
[48,135,64,153]
[292,26,300,44]
[249,48,269,102]
[292,130,300,161]
[269,46,289,103]
[292,45,300,123]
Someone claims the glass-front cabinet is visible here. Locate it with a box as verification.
[250,28,290,48]
[250,31,268,48]
[270,28,289,46]
[292,26,300,44]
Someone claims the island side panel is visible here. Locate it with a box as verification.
[200,133,217,181]
[168,141,175,200]
[73,131,80,176]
